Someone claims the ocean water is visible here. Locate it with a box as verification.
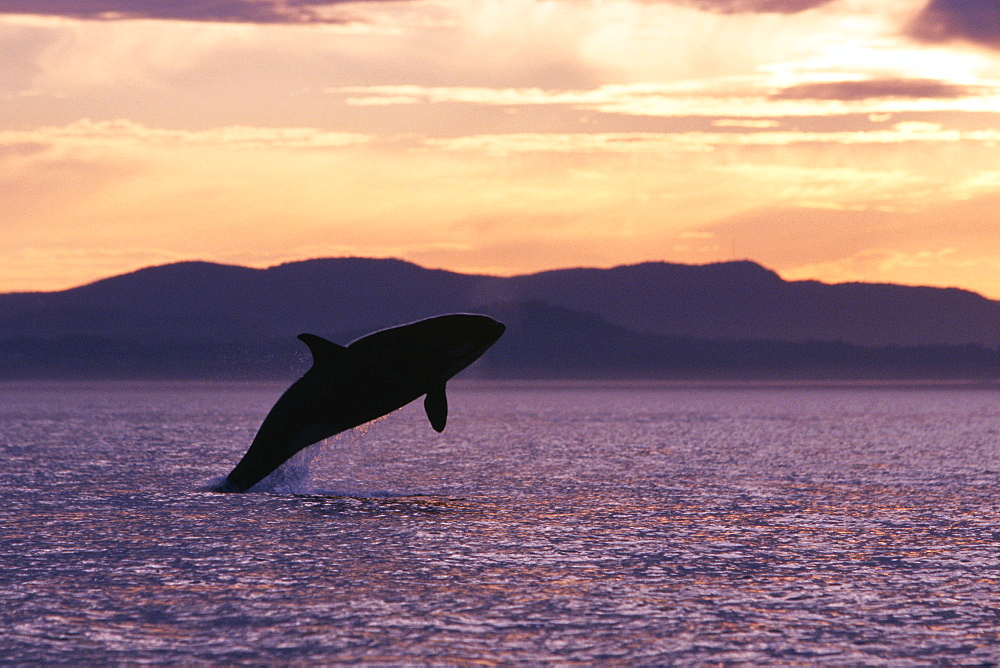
[1,381,999,664]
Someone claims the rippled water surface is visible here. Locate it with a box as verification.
[2,381,999,664]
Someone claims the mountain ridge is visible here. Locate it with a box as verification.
[3,257,997,346]
[1,257,998,379]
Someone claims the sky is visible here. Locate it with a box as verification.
[1,0,999,297]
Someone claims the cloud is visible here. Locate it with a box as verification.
[0,118,372,149]
[333,80,1000,120]
[672,0,835,14]
[0,0,859,23]
[772,78,986,101]
[4,113,1000,296]
[909,0,1000,49]
[427,126,1000,157]
[0,1,358,24]
[712,119,781,128]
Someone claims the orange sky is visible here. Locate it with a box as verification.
[2,0,999,297]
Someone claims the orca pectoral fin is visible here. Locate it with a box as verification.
[424,383,448,432]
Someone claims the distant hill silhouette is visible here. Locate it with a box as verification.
[1,258,998,379]
[505,261,1000,347]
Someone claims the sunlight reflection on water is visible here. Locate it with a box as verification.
[1,382,999,663]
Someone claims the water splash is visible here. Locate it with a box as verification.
[201,475,233,492]
[245,415,391,495]
[247,437,335,494]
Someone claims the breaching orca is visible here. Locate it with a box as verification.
[214,313,505,492]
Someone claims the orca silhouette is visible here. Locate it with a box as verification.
[214,313,505,492]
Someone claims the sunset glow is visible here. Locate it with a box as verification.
[2,0,999,296]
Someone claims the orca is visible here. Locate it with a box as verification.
[213,313,505,492]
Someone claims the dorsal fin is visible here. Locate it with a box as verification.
[297,333,347,367]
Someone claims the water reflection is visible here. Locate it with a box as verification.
[1,383,999,663]
[292,494,471,517]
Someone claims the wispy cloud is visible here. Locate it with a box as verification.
[333,78,1000,117]
[910,0,1000,50]
[425,126,1000,157]
[12,118,999,163]
[0,118,372,149]
[671,0,834,15]
[771,78,987,101]
[0,0,363,24]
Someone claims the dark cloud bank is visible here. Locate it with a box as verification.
[3,0,997,52]
[0,0,842,22]
[910,0,1000,49]
[0,0,354,23]
[0,0,886,23]
[680,0,1000,48]
[678,0,1000,51]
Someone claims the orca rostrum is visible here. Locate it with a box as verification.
[214,313,505,492]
